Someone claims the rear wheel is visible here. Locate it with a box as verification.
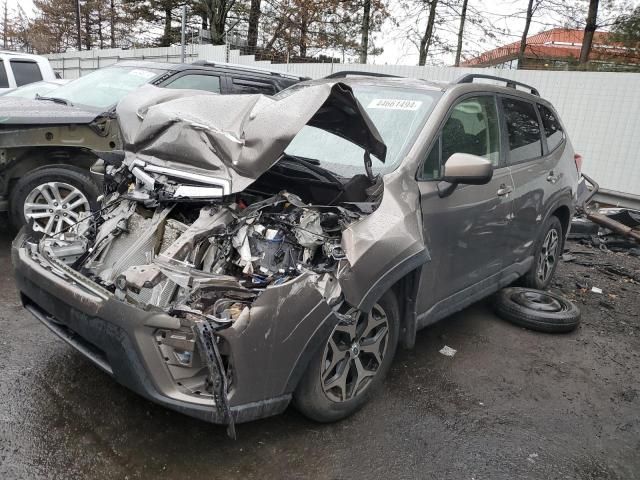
[521,215,563,290]
[293,291,399,422]
[9,165,100,234]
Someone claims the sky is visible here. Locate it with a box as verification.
[5,0,636,66]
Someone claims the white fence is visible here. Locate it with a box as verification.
[46,45,640,204]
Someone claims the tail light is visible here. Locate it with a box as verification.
[574,153,583,172]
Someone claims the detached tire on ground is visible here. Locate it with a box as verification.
[9,165,100,233]
[494,287,580,333]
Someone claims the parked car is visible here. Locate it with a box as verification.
[12,73,583,432]
[0,79,69,99]
[0,60,308,233]
[0,51,57,93]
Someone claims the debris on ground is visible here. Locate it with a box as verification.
[591,286,603,294]
[570,206,640,252]
[439,345,457,357]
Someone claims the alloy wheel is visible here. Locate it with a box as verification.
[536,228,559,284]
[321,304,390,402]
[23,182,90,235]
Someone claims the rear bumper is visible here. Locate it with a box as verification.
[12,236,291,424]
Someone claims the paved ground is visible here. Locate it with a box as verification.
[1,219,639,480]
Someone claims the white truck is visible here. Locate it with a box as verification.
[0,51,57,93]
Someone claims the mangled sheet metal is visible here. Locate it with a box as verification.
[116,82,387,194]
[26,80,431,435]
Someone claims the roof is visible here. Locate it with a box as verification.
[110,59,308,80]
[0,50,48,60]
[461,28,634,67]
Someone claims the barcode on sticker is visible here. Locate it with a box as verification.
[367,99,422,110]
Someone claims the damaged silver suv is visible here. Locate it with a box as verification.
[12,73,582,433]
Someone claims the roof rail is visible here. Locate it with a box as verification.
[455,73,540,96]
[190,60,307,80]
[324,71,401,79]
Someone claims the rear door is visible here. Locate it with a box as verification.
[416,94,516,316]
[500,96,560,262]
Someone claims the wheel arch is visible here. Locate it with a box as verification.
[3,147,98,196]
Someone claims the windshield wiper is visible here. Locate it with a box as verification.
[280,154,343,186]
[35,94,73,107]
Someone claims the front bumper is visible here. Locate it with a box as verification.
[12,233,340,424]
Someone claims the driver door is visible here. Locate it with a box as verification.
[416,94,517,319]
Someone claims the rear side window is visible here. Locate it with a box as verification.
[231,78,276,95]
[538,104,564,152]
[166,74,221,93]
[0,61,8,88]
[10,60,43,86]
[501,98,543,163]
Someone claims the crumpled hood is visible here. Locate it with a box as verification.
[0,97,102,125]
[116,82,387,194]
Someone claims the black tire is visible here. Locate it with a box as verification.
[293,290,400,423]
[494,287,580,333]
[521,215,564,290]
[9,165,101,232]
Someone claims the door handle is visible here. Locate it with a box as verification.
[547,171,559,183]
[497,184,513,197]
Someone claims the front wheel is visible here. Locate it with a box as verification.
[293,291,399,423]
[9,165,100,234]
[521,215,564,290]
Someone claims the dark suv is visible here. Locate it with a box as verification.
[0,60,307,234]
[12,73,584,432]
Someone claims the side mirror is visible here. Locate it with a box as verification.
[442,153,493,185]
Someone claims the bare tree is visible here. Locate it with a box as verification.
[454,0,468,66]
[418,0,438,66]
[579,0,599,66]
[359,0,371,63]
[247,0,260,47]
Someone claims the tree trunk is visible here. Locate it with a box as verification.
[98,9,104,49]
[517,0,535,69]
[75,0,82,50]
[299,16,308,58]
[110,0,116,48]
[3,1,8,49]
[247,0,261,48]
[84,8,91,50]
[418,0,438,66]
[579,0,599,67]
[359,0,371,64]
[454,0,468,67]
[162,6,172,46]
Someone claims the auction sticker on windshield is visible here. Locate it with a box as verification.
[367,99,422,110]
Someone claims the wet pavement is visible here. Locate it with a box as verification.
[1,219,639,480]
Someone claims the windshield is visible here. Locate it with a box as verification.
[46,66,164,109]
[285,85,440,177]
[2,81,61,98]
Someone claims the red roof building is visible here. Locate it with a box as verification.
[461,28,639,71]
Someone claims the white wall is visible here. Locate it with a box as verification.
[46,46,640,200]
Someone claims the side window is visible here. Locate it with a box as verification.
[501,98,543,163]
[421,96,500,179]
[9,60,43,86]
[538,104,564,152]
[0,61,8,88]
[165,74,221,93]
[231,78,276,95]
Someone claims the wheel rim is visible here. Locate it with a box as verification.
[23,182,90,235]
[511,290,566,312]
[321,304,389,402]
[536,228,559,283]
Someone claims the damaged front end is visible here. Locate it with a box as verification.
[19,82,391,433]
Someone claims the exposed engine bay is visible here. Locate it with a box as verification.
[24,81,392,436]
[32,153,381,436]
